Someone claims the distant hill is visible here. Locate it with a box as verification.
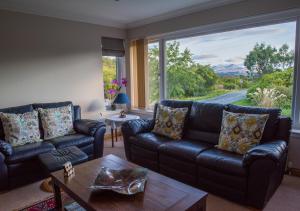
[212,64,248,76]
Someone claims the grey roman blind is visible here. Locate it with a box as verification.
[101,37,125,57]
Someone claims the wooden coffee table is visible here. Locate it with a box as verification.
[51,154,207,211]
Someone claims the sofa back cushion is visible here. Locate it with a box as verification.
[189,102,225,133]
[184,130,220,145]
[227,104,281,142]
[0,104,34,140]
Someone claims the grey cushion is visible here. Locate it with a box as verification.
[0,104,34,140]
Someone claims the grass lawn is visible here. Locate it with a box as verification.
[232,98,254,106]
[181,89,232,101]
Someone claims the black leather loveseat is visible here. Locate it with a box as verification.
[0,101,106,190]
[122,100,291,209]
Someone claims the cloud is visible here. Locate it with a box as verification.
[241,28,284,36]
[224,56,245,64]
[192,54,218,60]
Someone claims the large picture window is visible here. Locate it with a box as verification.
[162,21,296,116]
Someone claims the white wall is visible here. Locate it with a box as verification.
[0,10,126,119]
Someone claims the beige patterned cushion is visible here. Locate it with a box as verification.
[0,111,42,147]
[216,110,269,154]
[152,104,188,140]
[38,105,75,140]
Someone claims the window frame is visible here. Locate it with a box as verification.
[102,56,125,101]
[145,10,300,130]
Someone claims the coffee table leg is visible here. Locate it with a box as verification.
[115,128,118,142]
[111,128,114,148]
[52,180,62,210]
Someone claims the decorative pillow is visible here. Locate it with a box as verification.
[0,111,42,147]
[216,110,269,154]
[152,104,188,140]
[38,105,75,140]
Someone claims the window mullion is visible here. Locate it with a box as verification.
[159,39,166,101]
[292,17,300,130]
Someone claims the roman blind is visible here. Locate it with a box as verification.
[101,37,125,57]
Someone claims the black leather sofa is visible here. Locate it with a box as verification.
[122,100,291,209]
[0,101,106,190]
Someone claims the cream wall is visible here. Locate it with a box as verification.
[0,10,126,119]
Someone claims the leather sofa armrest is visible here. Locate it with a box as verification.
[121,119,154,137]
[121,119,154,161]
[74,119,106,137]
[0,151,8,190]
[0,139,13,156]
[243,140,287,167]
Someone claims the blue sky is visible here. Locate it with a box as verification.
[168,21,296,66]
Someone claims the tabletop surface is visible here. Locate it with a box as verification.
[105,114,140,122]
[51,154,207,211]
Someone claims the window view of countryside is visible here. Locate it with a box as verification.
[103,56,117,100]
[148,22,296,116]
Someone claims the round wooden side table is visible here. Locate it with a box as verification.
[105,114,140,147]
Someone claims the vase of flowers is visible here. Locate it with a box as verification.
[106,78,127,110]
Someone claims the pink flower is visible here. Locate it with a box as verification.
[121,78,127,87]
[107,89,116,95]
[111,79,119,85]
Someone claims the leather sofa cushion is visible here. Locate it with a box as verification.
[159,140,213,161]
[184,129,220,145]
[129,133,172,151]
[196,148,246,176]
[6,142,55,164]
[227,104,281,141]
[0,104,33,140]
[46,134,94,149]
[189,102,225,133]
[38,146,88,172]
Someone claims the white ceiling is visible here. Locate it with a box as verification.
[0,0,244,28]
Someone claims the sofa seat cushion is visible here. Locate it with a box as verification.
[47,134,94,149]
[159,140,213,161]
[129,132,172,151]
[196,148,246,176]
[6,142,55,164]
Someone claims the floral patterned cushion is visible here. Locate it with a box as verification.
[216,110,269,154]
[152,104,188,140]
[0,111,42,147]
[38,105,75,140]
